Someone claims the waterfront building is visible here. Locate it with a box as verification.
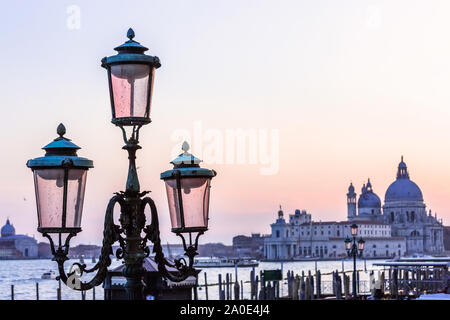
[264,158,445,260]
[0,219,38,259]
[232,233,268,258]
[264,207,405,260]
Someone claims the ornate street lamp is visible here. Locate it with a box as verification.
[160,141,216,267]
[101,28,161,127]
[357,237,365,252]
[350,223,358,236]
[26,123,93,235]
[344,224,364,299]
[26,29,216,300]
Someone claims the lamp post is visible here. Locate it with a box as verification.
[344,223,365,299]
[26,28,216,300]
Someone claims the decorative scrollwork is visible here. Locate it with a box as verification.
[141,196,199,283]
[49,194,125,291]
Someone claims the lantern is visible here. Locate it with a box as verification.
[101,28,161,127]
[350,223,358,236]
[160,142,216,233]
[344,236,352,251]
[358,237,365,251]
[26,124,93,234]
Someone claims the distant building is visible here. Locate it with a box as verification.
[381,158,444,254]
[38,242,52,259]
[264,208,405,260]
[197,243,233,257]
[443,226,450,253]
[0,219,38,259]
[68,244,101,259]
[264,158,445,260]
[232,233,268,258]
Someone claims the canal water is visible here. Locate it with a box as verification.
[0,258,387,300]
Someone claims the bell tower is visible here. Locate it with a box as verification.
[347,182,357,220]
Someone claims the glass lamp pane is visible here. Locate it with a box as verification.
[164,177,211,231]
[65,169,87,228]
[34,169,65,228]
[165,179,182,230]
[181,178,210,230]
[345,241,351,251]
[110,64,152,119]
[358,239,365,251]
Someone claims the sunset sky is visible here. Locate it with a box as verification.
[2,0,450,245]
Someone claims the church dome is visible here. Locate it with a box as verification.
[358,179,381,209]
[1,219,15,237]
[385,157,423,202]
[358,191,381,208]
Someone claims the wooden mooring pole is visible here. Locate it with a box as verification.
[36,282,39,300]
[11,284,14,300]
[204,272,209,300]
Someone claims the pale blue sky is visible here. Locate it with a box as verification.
[2,1,450,245]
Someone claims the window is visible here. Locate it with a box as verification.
[276,230,280,238]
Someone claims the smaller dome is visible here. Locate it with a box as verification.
[358,179,381,209]
[295,209,301,215]
[1,219,15,237]
[358,192,381,208]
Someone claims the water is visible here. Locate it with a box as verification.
[196,259,388,300]
[0,258,387,300]
[0,259,123,300]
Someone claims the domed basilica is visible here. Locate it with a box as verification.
[347,157,444,255]
[0,219,38,259]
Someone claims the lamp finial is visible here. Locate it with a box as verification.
[57,123,66,137]
[127,28,135,40]
[182,141,190,153]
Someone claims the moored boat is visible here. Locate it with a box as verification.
[194,257,259,268]
[41,270,56,279]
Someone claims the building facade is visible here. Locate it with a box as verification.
[0,219,38,259]
[264,158,444,260]
[264,207,405,260]
[233,233,268,258]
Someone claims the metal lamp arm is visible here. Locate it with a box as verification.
[141,197,198,283]
[46,195,125,291]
